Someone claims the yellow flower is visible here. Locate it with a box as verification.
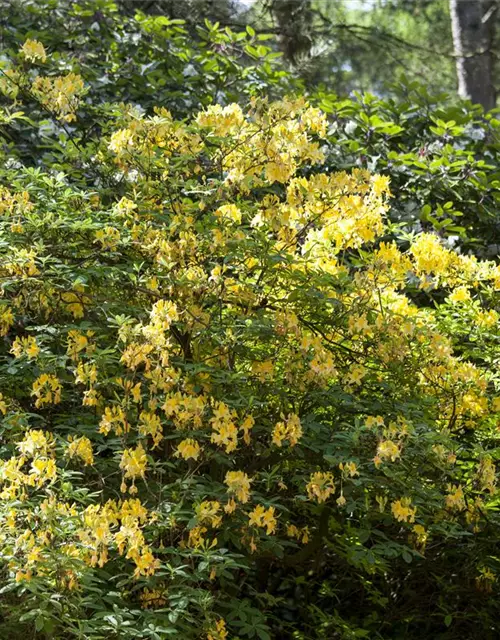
[66,330,90,361]
[476,566,496,593]
[108,128,135,154]
[17,429,54,457]
[339,461,359,478]
[445,484,466,511]
[187,525,217,550]
[0,392,7,415]
[215,204,242,224]
[240,415,254,445]
[196,103,244,135]
[476,309,498,329]
[376,440,400,463]
[32,374,62,407]
[412,524,428,549]
[0,306,14,336]
[175,438,201,461]
[31,73,85,122]
[248,505,277,535]
[20,39,47,63]
[99,406,128,436]
[30,458,57,485]
[448,286,471,304]
[195,501,222,528]
[10,336,39,359]
[67,436,94,466]
[95,226,121,250]
[224,498,237,514]
[391,497,416,523]
[211,402,238,453]
[225,470,252,503]
[138,411,163,448]
[306,472,335,503]
[272,413,303,447]
[75,362,98,386]
[207,618,228,640]
[120,444,147,484]
[252,359,274,381]
[365,415,384,429]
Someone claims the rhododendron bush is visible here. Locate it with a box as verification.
[0,37,499,640]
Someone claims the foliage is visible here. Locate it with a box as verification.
[0,29,499,640]
[250,0,457,96]
[315,82,500,257]
[0,0,297,166]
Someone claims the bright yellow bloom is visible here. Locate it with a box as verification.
[376,440,400,463]
[240,415,254,445]
[175,438,202,461]
[195,501,222,528]
[0,306,14,336]
[10,336,39,359]
[17,429,54,457]
[99,406,128,436]
[20,39,47,63]
[448,286,471,304]
[31,73,85,122]
[120,444,147,484]
[66,330,90,361]
[108,128,135,154]
[272,413,303,447]
[225,470,252,503]
[248,505,277,535]
[32,374,61,407]
[207,618,228,640]
[391,497,416,523]
[67,436,94,466]
[306,472,335,503]
[138,411,163,448]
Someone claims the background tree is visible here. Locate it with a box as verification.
[450,0,498,109]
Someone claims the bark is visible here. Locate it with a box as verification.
[450,0,497,110]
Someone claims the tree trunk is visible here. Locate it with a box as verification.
[449,0,497,110]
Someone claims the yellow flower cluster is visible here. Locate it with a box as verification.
[3,248,39,278]
[286,524,310,544]
[445,484,466,511]
[195,501,222,528]
[391,498,417,523]
[248,504,277,535]
[175,438,202,461]
[120,444,147,494]
[272,413,303,447]
[79,498,157,576]
[67,329,94,361]
[31,73,85,122]
[210,401,238,453]
[225,470,252,503]
[374,440,400,466]
[31,374,61,407]
[207,618,228,640]
[10,335,39,359]
[138,411,163,448]
[306,472,335,503]
[20,39,47,63]
[99,405,129,436]
[67,435,94,466]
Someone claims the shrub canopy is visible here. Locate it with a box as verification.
[0,10,499,640]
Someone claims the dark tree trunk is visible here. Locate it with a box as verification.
[450,0,497,110]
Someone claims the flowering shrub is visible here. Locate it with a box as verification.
[0,37,499,640]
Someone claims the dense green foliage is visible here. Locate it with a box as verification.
[316,84,500,257]
[0,2,499,640]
